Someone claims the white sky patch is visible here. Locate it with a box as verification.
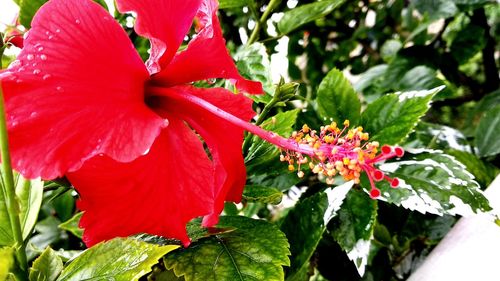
[0,0,18,32]
[396,85,445,102]
[347,239,371,277]
[323,181,353,224]
[270,36,289,83]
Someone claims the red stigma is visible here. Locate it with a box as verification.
[381,145,392,154]
[394,147,404,157]
[370,188,381,199]
[373,170,384,181]
[391,178,400,188]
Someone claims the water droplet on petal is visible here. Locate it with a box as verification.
[8,60,21,69]
[30,112,38,118]
[48,35,54,40]
[75,19,81,24]
[163,119,169,127]
[142,148,151,155]
[43,74,51,80]
[56,29,61,33]
[56,86,64,93]
[33,69,41,75]
[15,79,23,83]
[27,54,34,61]
[40,54,47,61]
[37,46,44,51]
[103,16,109,20]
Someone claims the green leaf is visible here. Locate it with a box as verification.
[0,189,14,247]
[245,109,300,174]
[164,216,290,281]
[380,40,402,63]
[30,217,63,255]
[219,0,248,9]
[450,24,486,64]
[414,122,471,152]
[475,105,500,157]
[361,86,443,145]
[446,149,498,187]
[29,247,63,281]
[0,247,15,281]
[235,43,273,103]
[316,68,361,125]
[59,212,83,239]
[329,190,377,276]
[242,185,283,204]
[373,150,491,216]
[57,238,178,281]
[16,174,43,240]
[278,0,345,35]
[353,65,388,97]
[281,182,353,281]
[19,0,47,28]
[412,0,459,20]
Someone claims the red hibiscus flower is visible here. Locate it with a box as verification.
[0,0,262,246]
[0,0,402,247]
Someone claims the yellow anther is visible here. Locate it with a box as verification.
[297,171,305,178]
[280,155,286,162]
[309,162,315,169]
[357,126,363,132]
[302,124,310,133]
[343,120,350,127]
[354,178,360,184]
[326,178,335,185]
[327,169,336,177]
[288,164,295,171]
[331,147,339,154]
[329,122,337,131]
[343,157,350,165]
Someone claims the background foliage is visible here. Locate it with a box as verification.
[1,0,499,280]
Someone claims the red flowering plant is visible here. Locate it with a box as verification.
[0,0,494,280]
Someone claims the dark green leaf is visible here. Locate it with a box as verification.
[372,150,491,215]
[16,175,43,240]
[30,217,63,253]
[361,87,443,145]
[57,238,177,281]
[245,109,300,174]
[278,0,346,35]
[164,216,290,281]
[380,40,402,63]
[329,190,377,276]
[353,65,388,97]
[446,149,498,187]
[450,24,486,64]
[316,68,361,125]
[29,247,63,281]
[19,0,47,28]
[59,212,83,239]
[281,182,353,281]
[414,122,471,152]
[235,43,273,103]
[475,105,500,157]
[243,185,283,204]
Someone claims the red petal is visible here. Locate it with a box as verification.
[152,0,263,94]
[153,85,255,226]
[116,0,202,73]
[67,117,213,247]
[1,0,163,179]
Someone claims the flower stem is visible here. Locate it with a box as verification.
[247,0,282,45]
[0,84,28,275]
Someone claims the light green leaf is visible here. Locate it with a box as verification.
[0,188,14,247]
[281,182,353,281]
[245,109,300,174]
[316,68,361,125]
[373,150,491,216]
[19,0,47,28]
[219,0,248,9]
[475,105,500,157]
[0,247,15,281]
[235,43,273,103]
[329,190,377,276]
[278,0,345,35]
[29,247,63,281]
[16,174,43,240]
[361,87,443,145]
[57,238,178,281]
[59,212,83,239]
[380,40,402,63]
[353,64,388,96]
[164,216,290,281]
[242,185,283,204]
